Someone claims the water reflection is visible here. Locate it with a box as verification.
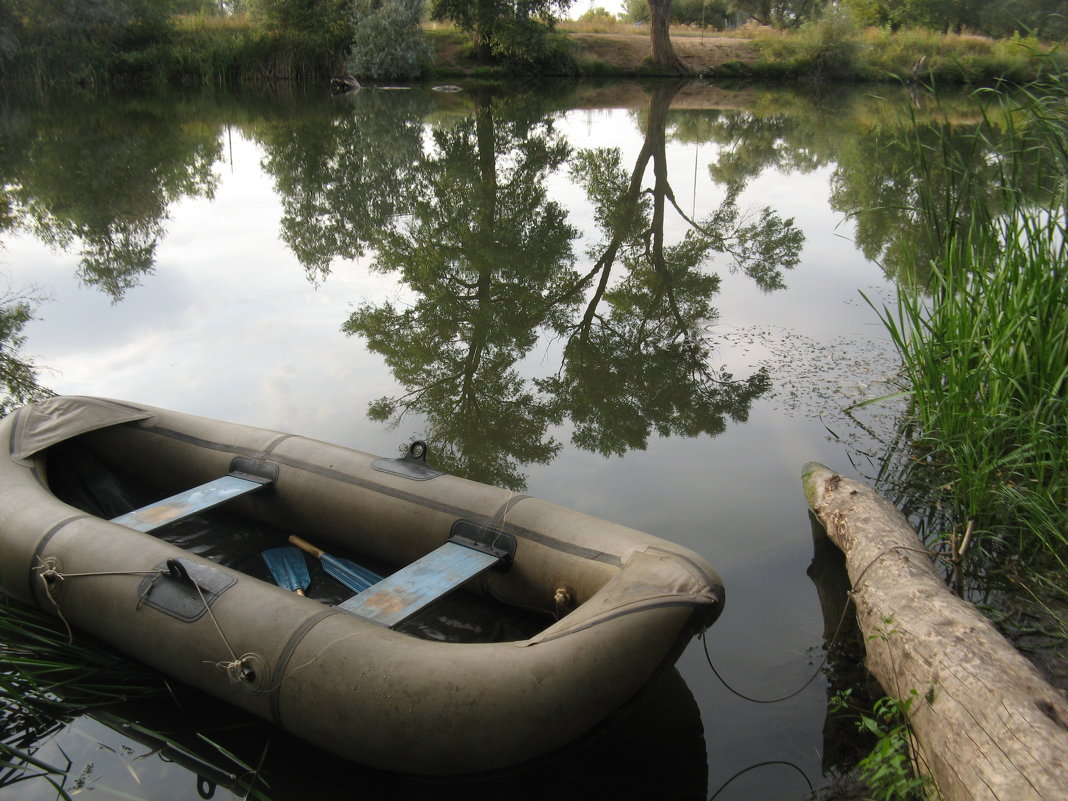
[333,82,803,487]
[0,81,1040,799]
[340,89,579,489]
[9,666,707,801]
[0,94,219,301]
[254,88,434,282]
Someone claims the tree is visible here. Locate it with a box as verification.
[731,0,826,27]
[5,96,219,301]
[254,89,432,281]
[546,82,804,455]
[9,0,172,41]
[647,0,685,70]
[430,0,573,64]
[247,0,348,34]
[347,0,432,80]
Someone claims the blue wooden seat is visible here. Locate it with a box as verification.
[339,521,516,628]
[111,460,274,533]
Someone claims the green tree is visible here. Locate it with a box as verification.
[347,0,432,80]
[731,0,826,27]
[647,0,685,70]
[248,0,348,33]
[0,0,19,60]
[10,0,172,42]
[547,83,803,454]
[429,0,573,64]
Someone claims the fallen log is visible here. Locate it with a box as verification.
[802,461,1068,801]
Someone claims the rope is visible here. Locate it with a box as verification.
[701,587,852,704]
[33,558,252,684]
[702,541,949,705]
[34,557,160,644]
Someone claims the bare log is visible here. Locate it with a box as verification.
[802,461,1068,801]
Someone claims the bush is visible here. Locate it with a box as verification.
[347,0,432,80]
[793,7,863,79]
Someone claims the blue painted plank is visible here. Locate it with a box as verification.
[338,542,499,628]
[111,475,266,533]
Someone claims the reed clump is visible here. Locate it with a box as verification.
[872,67,1068,571]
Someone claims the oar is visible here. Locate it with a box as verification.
[262,546,311,595]
[288,536,383,594]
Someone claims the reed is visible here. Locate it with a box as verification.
[872,69,1068,568]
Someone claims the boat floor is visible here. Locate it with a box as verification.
[45,440,548,644]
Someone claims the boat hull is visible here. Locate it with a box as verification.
[0,396,724,775]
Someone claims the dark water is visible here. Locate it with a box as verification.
[0,79,989,799]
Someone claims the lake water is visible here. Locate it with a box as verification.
[0,79,970,799]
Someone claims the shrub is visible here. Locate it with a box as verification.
[793,7,863,79]
[347,0,432,81]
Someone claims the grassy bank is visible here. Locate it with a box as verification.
[4,15,347,87]
[2,13,1061,87]
[871,69,1067,589]
[751,21,1059,83]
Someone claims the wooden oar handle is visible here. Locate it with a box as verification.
[288,535,324,560]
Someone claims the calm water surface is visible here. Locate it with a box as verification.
[0,80,974,799]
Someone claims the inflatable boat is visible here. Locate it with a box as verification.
[0,396,724,775]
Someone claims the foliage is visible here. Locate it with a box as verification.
[247,0,348,35]
[347,0,432,80]
[753,23,1057,82]
[2,97,219,301]
[0,289,52,418]
[794,7,863,78]
[842,0,1068,37]
[577,5,617,23]
[429,0,575,68]
[852,693,932,801]
[622,0,744,28]
[869,69,1068,569]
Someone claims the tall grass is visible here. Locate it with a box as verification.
[753,23,1059,83]
[872,68,1068,568]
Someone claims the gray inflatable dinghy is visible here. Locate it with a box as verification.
[0,396,724,775]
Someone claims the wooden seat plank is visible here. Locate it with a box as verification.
[111,474,268,533]
[338,542,500,628]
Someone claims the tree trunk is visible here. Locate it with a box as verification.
[802,461,1068,801]
[646,0,686,72]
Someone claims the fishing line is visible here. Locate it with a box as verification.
[707,759,813,801]
[702,542,946,704]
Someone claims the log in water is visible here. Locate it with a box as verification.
[801,461,1068,801]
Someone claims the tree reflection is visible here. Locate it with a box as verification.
[1,98,220,301]
[343,90,579,489]
[542,83,802,457]
[0,288,52,417]
[254,90,434,283]
[343,84,804,487]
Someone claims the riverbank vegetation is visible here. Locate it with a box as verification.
[0,0,1064,85]
[867,67,1067,682]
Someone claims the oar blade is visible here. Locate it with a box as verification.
[321,554,383,594]
[262,547,311,594]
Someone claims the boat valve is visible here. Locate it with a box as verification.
[554,586,575,614]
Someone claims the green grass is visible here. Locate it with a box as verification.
[753,24,1060,83]
[869,67,1068,570]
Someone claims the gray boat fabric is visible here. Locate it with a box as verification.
[10,396,154,462]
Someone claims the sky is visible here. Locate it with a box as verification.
[570,0,629,18]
